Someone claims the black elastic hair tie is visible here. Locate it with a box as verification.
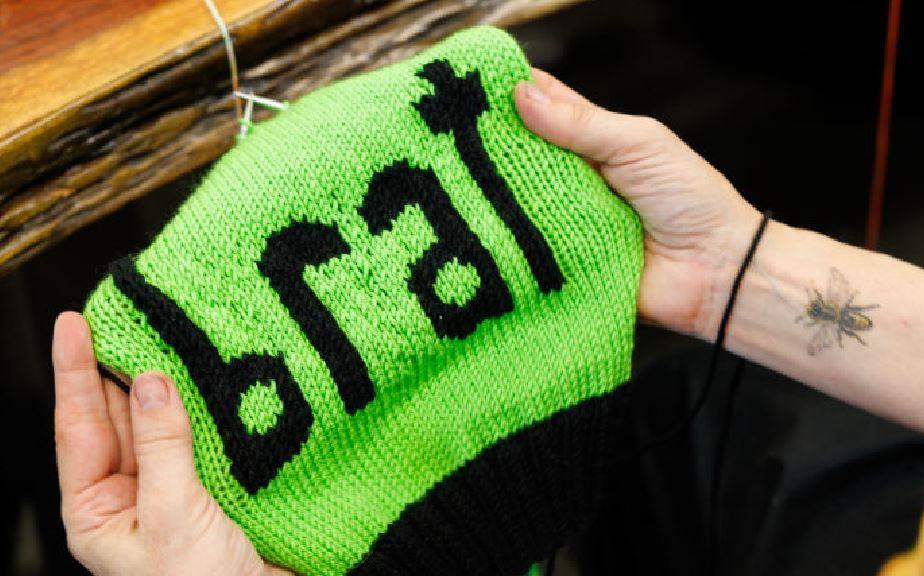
[98,364,131,394]
[617,209,774,455]
[546,210,772,575]
[705,209,772,575]
[710,209,773,364]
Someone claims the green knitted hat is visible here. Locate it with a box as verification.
[84,26,643,576]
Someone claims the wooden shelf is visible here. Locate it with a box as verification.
[0,0,580,276]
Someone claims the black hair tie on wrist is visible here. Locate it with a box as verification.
[548,210,772,576]
[705,209,772,576]
[615,209,774,456]
[713,209,773,356]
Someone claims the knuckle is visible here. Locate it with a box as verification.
[640,115,664,129]
[134,426,190,457]
[569,102,598,128]
[634,115,669,138]
[563,103,605,153]
[54,409,101,440]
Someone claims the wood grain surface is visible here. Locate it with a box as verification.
[0,0,167,75]
[0,0,582,276]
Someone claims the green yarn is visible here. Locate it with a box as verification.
[84,26,643,575]
[433,257,481,306]
[239,380,283,436]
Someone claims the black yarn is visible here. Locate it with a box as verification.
[98,364,130,393]
[347,384,636,576]
[544,550,556,576]
[359,160,513,339]
[111,257,313,494]
[623,211,772,457]
[415,60,564,294]
[708,355,747,575]
[100,58,569,494]
[96,56,767,573]
[542,210,772,575]
[633,210,772,575]
[259,220,374,414]
[703,211,771,573]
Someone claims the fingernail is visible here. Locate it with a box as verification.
[522,82,550,104]
[134,373,168,411]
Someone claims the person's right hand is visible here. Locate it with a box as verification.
[515,69,761,340]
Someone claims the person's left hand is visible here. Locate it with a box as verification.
[52,311,293,576]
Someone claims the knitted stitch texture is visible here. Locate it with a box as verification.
[84,26,643,575]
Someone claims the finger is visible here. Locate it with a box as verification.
[129,372,207,533]
[526,69,603,171]
[104,379,136,475]
[53,312,118,497]
[514,79,660,166]
[529,68,592,106]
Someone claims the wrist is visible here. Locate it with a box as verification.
[691,203,765,343]
[708,219,829,357]
[723,221,849,359]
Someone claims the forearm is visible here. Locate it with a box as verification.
[511,72,924,429]
[707,220,924,431]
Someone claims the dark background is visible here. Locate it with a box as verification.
[1,1,921,574]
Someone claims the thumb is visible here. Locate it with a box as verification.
[514,79,664,167]
[130,372,208,532]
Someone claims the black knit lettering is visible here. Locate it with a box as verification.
[110,258,311,494]
[258,221,375,414]
[415,60,564,294]
[105,61,565,496]
[359,161,513,338]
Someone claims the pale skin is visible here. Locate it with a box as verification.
[515,69,924,432]
[52,68,924,574]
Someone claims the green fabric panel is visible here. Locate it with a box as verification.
[84,26,642,575]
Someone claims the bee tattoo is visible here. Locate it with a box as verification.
[796,268,878,356]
